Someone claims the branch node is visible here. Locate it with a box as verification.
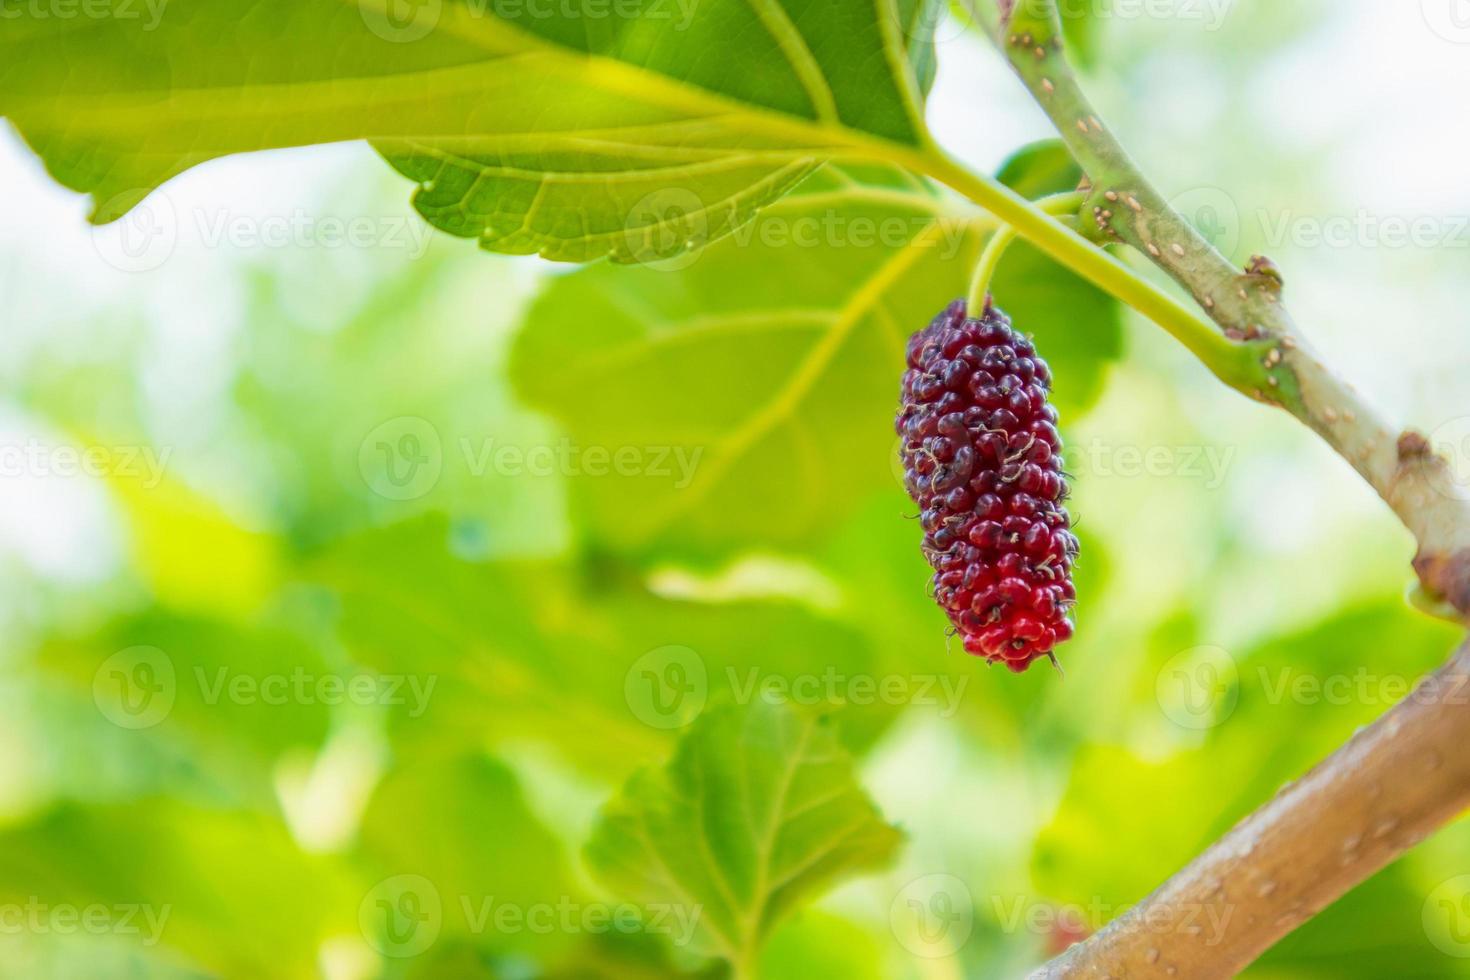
[1245,254,1284,288]
[1413,547,1470,617]
[1397,430,1432,461]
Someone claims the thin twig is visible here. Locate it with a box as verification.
[965,191,1085,314]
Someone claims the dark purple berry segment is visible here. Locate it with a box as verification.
[897,298,1078,672]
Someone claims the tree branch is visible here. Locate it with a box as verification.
[1030,637,1470,980]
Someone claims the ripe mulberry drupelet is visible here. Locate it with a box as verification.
[897,298,1078,672]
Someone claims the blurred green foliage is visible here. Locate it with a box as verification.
[0,0,1466,977]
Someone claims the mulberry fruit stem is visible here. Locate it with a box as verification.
[966,226,1019,318]
[965,191,1086,315]
[904,148,1268,397]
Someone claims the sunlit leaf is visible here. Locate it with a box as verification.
[0,801,358,978]
[355,753,581,962]
[35,610,336,808]
[585,698,902,971]
[1,0,943,262]
[108,469,280,619]
[995,139,1082,200]
[310,516,892,778]
[511,164,979,556]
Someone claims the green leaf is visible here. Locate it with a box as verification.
[0,801,358,978]
[1251,865,1470,979]
[758,911,889,980]
[542,932,721,980]
[989,240,1121,418]
[232,248,576,557]
[995,139,1083,200]
[2,0,944,261]
[355,753,582,962]
[310,516,892,778]
[511,163,981,556]
[585,698,902,972]
[1057,3,1103,70]
[106,462,282,619]
[36,609,337,808]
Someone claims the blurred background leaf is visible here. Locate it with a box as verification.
[586,699,902,973]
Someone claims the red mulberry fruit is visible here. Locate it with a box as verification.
[897,298,1077,672]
